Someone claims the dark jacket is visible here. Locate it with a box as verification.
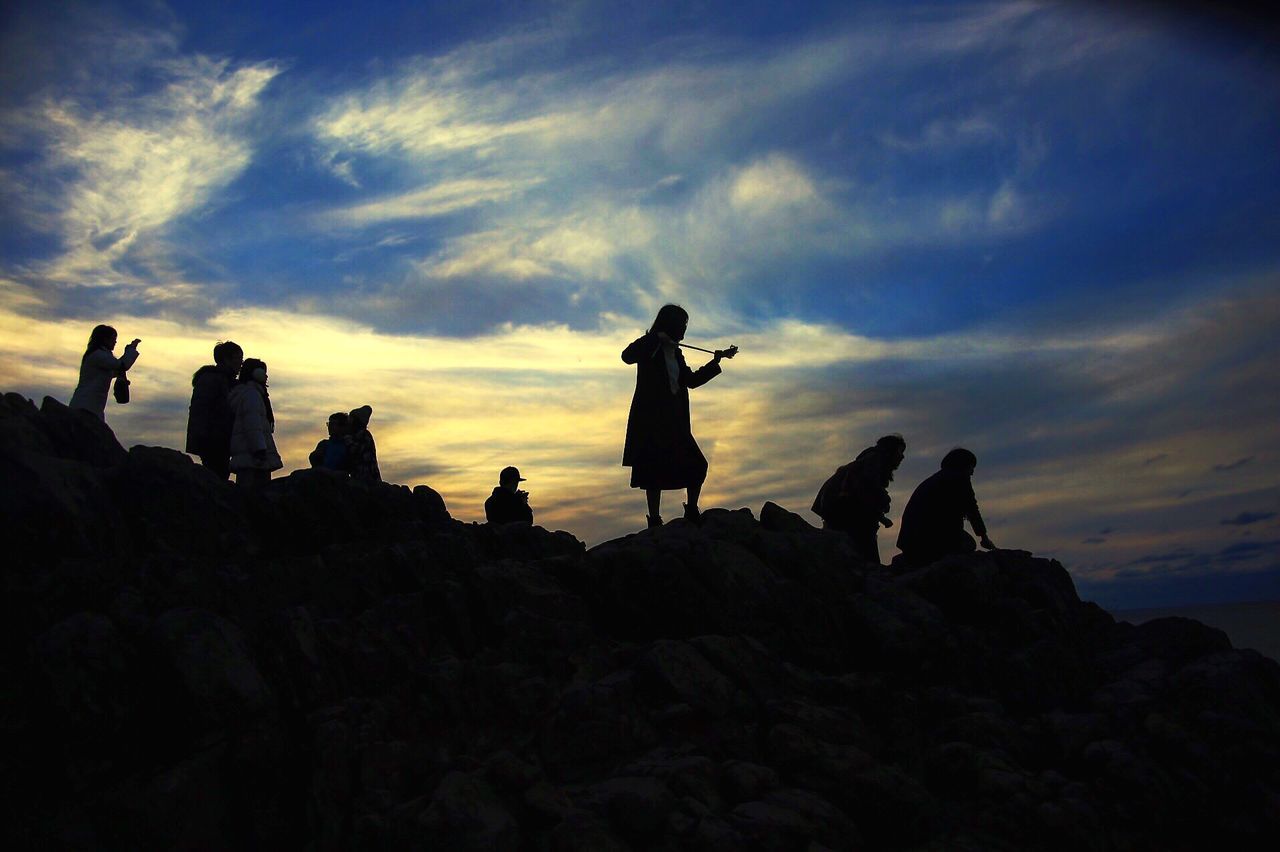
[185,364,236,456]
[308,437,351,471]
[896,468,987,557]
[812,445,895,532]
[621,333,721,489]
[349,428,381,481]
[485,487,533,524]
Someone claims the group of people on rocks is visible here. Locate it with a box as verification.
[811,436,995,567]
[618,304,995,565]
[68,308,996,561]
[69,327,381,490]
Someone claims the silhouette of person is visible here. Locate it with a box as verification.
[308,412,352,472]
[485,465,534,524]
[622,304,731,527]
[812,434,906,564]
[228,358,282,488]
[348,404,381,482]
[185,341,243,479]
[896,447,995,566]
[68,325,140,422]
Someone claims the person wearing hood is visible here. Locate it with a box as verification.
[621,304,732,528]
[69,324,140,422]
[228,358,283,488]
[896,447,995,566]
[185,341,243,479]
[485,466,533,525]
[812,434,906,564]
[348,404,381,482]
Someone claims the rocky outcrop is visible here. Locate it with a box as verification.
[3,391,1279,850]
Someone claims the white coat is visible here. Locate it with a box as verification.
[227,382,283,472]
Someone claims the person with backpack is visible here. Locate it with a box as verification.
[228,358,282,488]
[812,434,906,564]
[185,341,243,479]
[896,447,995,567]
[69,324,140,422]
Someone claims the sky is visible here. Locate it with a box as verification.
[2,0,1278,609]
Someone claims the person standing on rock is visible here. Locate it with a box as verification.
[185,341,243,479]
[348,404,381,482]
[812,434,906,564]
[485,465,534,525]
[622,304,733,528]
[228,358,282,488]
[69,324,140,422]
[895,447,995,566]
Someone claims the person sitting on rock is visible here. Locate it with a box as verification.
[485,466,533,525]
[812,434,906,564]
[69,324,140,423]
[185,340,243,479]
[348,404,381,482]
[228,358,283,488]
[895,447,995,566]
[308,411,352,473]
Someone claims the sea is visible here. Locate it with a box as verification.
[1111,600,1280,663]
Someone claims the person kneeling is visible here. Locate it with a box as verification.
[895,448,995,567]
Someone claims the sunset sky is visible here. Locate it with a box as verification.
[2,1,1277,609]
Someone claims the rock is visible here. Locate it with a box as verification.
[6,391,1280,849]
[150,608,273,732]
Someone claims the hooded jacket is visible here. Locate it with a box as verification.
[185,364,236,456]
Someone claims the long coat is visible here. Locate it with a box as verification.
[621,332,721,490]
[69,345,139,421]
[227,382,283,473]
[185,364,236,457]
[896,468,987,558]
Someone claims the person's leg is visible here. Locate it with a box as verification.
[646,488,662,527]
[955,530,977,554]
[684,481,702,521]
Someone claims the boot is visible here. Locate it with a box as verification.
[683,503,701,524]
[647,514,663,528]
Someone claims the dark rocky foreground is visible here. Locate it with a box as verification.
[3,391,1279,851]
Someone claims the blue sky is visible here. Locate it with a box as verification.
[2,0,1278,608]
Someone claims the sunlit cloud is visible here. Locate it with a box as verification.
[2,1,1279,611]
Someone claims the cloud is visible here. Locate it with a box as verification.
[1213,456,1255,472]
[319,178,544,227]
[1221,511,1277,526]
[1,18,279,294]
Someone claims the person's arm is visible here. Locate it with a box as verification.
[963,480,994,548]
[309,440,327,468]
[621,333,659,364]
[682,353,722,389]
[118,339,140,372]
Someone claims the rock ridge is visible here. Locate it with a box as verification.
[3,391,1279,850]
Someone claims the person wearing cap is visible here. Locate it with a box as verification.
[485,466,533,525]
[348,404,381,482]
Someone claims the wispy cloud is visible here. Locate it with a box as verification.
[1,17,279,299]
[1221,511,1277,526]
